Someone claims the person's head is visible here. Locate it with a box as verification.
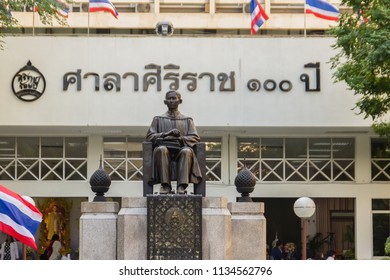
[6,235,14,243]
[327,250,335,258]
[51,233,60,241]
[275,240,283,248]
[164,90,182,111]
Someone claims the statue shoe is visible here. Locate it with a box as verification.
[159,185,172,194]
[176,185,187,194]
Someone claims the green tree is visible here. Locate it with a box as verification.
[330,0,390,137]
[0,0,69,48]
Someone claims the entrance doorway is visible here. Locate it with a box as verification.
[253,197,355,260]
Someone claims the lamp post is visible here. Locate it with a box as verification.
[293,197,316,260]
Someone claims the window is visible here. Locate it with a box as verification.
[204,138,222,182]
[103,137,222,182]
[103,137,143,181]
[237,137,355,182]
[371,138,390,181]
[372,199,390,256]
[0,137,87,181]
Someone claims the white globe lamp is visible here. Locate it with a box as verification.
[294,197,316,260]
[293,197,315,218]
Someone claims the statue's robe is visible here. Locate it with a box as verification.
[146,111,202,187]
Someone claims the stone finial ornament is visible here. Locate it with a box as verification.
[89,156,111,202]
[234,166,256,202]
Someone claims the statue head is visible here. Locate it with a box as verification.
[164,90,182,111]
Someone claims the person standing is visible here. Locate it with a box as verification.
[270,240,284,260]
[0,235,19,260]
[326,250,336,260]
[47,233,62,260]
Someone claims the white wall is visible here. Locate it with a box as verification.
[0,36,372,130]
[0,36,382,259]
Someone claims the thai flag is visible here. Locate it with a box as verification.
[89,0,119,19]
[56,0,69,18]
[306,0,340,21]
[1,0,12,16]
[0,185,42,250]
[250,0,269,35]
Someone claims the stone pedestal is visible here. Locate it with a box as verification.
[147,195,202,260]
[79,202,119,260]
[80,197,266,260]
[228,202,266,260]
[202,197,232,260]
[117,197,147,260]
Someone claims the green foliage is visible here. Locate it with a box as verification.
[307,232,331,258]
[342,224,355,259]
[0,0,70,48]
[330,0,390,136]
[385,236,390,256]
[372,122,390,139]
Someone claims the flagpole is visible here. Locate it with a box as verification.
[303,0,307,37]
[87,3,90,36]
[33,5,35,36]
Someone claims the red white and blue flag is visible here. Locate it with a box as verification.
[89,0,119,19]
[305,0,340,21]
[1,0,12,16]
[55,0,69,18]
[250,0,269,35]
[0,185,42,250]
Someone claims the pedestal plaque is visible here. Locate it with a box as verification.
[147,195,202,260]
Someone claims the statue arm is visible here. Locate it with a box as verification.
[182,118,200,147]
[146,117,164,143]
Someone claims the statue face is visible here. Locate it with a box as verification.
[164,91,181,110]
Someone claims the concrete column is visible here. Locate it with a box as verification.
[79,202,119,260]
[228,202,266,260]
[355,194,372,259]
[355,135,371,183]
[154,0,160,13]
[202,197,232,259]
[87,135,103,182]
[117,197,147,260]
[207,0,216,15]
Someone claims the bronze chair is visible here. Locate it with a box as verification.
[142,141,206,196]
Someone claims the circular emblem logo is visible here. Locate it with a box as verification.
[164,207,184,228]
[12,61,46,102]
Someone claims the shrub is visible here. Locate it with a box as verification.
[385,236,390,256]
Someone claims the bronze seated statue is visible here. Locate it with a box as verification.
[143,90,206,196]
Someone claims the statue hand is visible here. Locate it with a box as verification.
[170,128,181,137]
[164,136,179,141]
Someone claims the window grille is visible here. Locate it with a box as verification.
[0,137,88,181]
[237,137,355,182]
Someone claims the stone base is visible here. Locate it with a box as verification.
[147,195,202,260]
[228,202,266,260]
[117,197,266,260]
[117,198,147,260]
[79,202,119,260]
[81,197,266,260]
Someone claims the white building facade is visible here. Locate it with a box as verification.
[1,0,389,260]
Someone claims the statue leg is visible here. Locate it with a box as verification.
[176,147,193,194]
[154,146,171,193]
